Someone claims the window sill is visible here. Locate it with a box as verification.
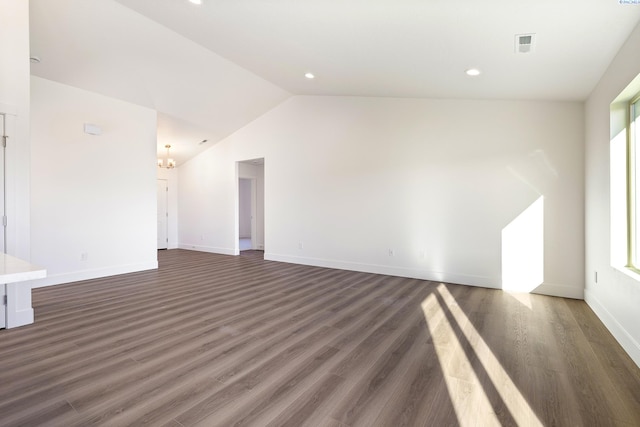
[614,264,640,283]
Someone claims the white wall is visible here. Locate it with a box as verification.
[0,0,31,260]
[585,20,640,366]
[179,140,234,254]
[179,96,584,298]
[29,77,158,287]
[157,167,179,249]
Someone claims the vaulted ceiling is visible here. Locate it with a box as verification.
[30,0,640,165]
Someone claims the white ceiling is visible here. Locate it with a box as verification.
[30,0,640,165]
[29,0,290,165]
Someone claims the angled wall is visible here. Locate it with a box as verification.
[179,96,584,299]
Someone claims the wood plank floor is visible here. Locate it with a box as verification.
[1,249,639,426]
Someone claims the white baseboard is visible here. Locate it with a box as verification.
[178,244,236,256]
[264,253,584,299]
[585,289,640,368]
[264,252,499,289]
[532,282,584,299]
[29,261,158,289]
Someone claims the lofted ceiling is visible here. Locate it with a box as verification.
[30,0,640,165]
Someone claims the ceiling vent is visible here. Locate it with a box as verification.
[515,33,536,54]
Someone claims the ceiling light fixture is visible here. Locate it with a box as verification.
[158,144,176,169]
[465,68,481,76]
[189,0,202,5]
[304,72,315,79]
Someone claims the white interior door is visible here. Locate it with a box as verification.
[0,115,5,328]
[157,179,168,249]
[249,178,257,249]
[0,113,5,254]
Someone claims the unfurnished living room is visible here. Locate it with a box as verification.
[1,0,640,425]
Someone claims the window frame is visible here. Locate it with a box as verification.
[627,92,640,272]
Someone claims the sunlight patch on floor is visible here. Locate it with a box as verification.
[422,284,543,426]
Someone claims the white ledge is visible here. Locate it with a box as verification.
[0,253,46,284]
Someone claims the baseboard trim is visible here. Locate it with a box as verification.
[585,289,640,368]
[29,261,158,288]
[264,252,499,289]
[264,253,583,299]
[178,244,236,256]
[532,283,584,299]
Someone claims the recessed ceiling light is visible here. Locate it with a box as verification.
[465,68,481,76]
[189,0,202,5]
[304,72,315,79]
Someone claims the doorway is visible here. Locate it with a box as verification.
[157,179,168,250]
[237,158,265,254]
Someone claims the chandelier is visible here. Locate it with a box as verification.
[157,144,176,169]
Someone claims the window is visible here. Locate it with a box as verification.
[627,94,640,270]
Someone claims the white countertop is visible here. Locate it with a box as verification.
[0,253,46,284]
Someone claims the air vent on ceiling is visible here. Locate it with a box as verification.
[515,33,536,54]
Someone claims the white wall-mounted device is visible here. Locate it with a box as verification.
[83,123,102,136]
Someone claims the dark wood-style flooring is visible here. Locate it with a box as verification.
[1,249,639,426]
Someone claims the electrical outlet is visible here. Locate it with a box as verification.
[298,242,304,249]
[81,252,88,261]
[389,249,395,256]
